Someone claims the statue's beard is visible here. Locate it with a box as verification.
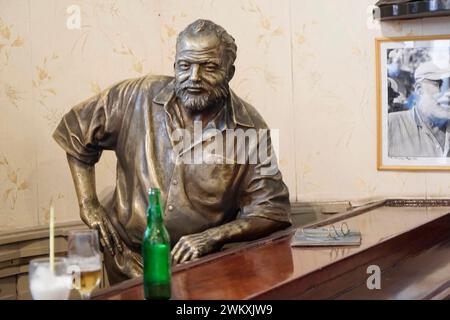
[175,80,229,112]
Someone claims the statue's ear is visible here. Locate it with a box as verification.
[228,65,235,81]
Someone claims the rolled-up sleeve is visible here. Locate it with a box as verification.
[53,80,131,165]
[238,130,291,224]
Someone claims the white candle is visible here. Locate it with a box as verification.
[49,205,55,273]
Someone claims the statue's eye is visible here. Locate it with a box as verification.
[178,62,190,71]
[204,64,218,72]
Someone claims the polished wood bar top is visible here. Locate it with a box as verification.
[93,200,450,300]
[336,238,450,299]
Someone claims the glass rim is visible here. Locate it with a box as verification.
[29,257,68,265]
[68,229,99,236]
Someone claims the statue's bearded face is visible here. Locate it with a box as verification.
[174,33,231,112]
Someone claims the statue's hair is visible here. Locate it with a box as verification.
[176,19,237,67]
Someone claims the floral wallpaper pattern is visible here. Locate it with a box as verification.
[0,0,449,230]
[0,154,29,209]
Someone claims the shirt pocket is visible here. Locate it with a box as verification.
[184,160,239,200]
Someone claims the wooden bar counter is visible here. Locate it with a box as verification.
[93,199,450,300]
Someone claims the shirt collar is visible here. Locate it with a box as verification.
[228,89,255,128]
[153,78,255,129]
[153,79,175,105]
[412,107,424,129]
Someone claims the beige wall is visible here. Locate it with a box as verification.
[1,0,449,230]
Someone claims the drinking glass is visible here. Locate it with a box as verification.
[29,257,72,300]
[67,229,102,299]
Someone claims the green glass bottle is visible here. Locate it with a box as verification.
[142,188,171,300]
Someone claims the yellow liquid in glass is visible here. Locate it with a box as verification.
[77,269,101,295]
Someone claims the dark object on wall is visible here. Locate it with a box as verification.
[374,0,450,21]
[375,0,415,5]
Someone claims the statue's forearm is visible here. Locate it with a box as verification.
[67,154,123,254]
[67,153,99,210]
[206,217,289,247]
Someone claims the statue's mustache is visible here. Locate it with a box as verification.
[179,82,209,92]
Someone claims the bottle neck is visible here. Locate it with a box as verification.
[147,190,163,225]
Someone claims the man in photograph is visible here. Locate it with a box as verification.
[388,61,450,157]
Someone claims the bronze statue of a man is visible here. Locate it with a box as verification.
[53,19,291,284]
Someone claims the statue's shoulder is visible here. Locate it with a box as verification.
[109,74,173,96]
[140,74,173,88]
[130,74,173,94]
[231,91,269,129]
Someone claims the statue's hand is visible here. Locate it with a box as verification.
[80,203,123,256]
[171,231,221,265]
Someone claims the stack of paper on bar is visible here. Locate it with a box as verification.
[290,227,362,247]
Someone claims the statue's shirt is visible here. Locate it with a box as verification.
[53,75,291,248]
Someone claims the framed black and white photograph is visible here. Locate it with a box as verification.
[377,35,450,171]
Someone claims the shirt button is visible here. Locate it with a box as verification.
[172,179,178,185]
[168,205,174,211]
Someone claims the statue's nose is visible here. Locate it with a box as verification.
[190,64,201,82]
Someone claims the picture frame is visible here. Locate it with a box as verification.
[376,35,450,171]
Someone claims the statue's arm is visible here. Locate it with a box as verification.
[171,217,289,264]
[171,128,291,264]
[67,154,122,255]
[53,80,136,255]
